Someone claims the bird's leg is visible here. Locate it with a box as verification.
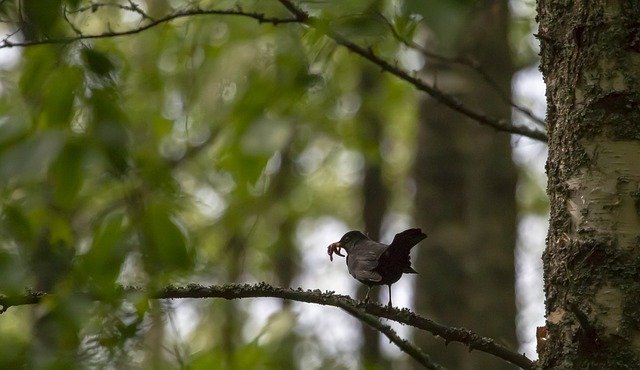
[387,285,393,308]
[364,286,372,303]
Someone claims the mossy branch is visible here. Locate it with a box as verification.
[0,282,534,369]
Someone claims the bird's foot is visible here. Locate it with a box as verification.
[363,289,371,305]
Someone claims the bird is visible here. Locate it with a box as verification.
[327,228,426,307]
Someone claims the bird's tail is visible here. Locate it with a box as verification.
[389,228,427,255]
[403,265,418,274]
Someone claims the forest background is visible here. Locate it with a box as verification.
[0,1,549,369]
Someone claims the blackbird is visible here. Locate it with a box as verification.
[327,228,426,307]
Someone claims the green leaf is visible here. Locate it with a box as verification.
[0,130,64,185]
[404,0,474,48]
[141,202,192,274]
[80,211,129,294]
[22,0,63,37]
[49,140,85,209]
[1,203,33,244]
[81,48,116,77]
[89,88,130,175]
[394,14,420,40]
[19,47,82,128]
[19,47,58,108]
[0,250,26,295]
[40,66,83,128]
[49,214,75,246]
[331,14,387,41]
[64,0,81,8]
[0,333,27,369]
[0,120,28,149]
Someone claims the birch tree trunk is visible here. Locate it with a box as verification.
[537,1,640,367]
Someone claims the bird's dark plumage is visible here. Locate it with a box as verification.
[327,228,426,307]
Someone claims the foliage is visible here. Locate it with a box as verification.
[0,0,540,368]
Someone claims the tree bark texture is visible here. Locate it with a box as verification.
[537,1,640,368]
[413,1,518,369]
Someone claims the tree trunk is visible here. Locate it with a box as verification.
[537,2,640,367]
[358,64,391,369]
[413,1,518,368]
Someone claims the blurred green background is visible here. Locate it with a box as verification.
[0,0,547,369]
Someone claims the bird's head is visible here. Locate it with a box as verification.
[327,230,368,261]
[338,230,368,252]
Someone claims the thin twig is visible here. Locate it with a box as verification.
[276,0,547,142]
[65,1,155,21]
[0,8,299,48]
[363,303,534,369]
[336,301,443,369]
[376,13,546,128]
[1,2,547,142]
[0,283,535,369]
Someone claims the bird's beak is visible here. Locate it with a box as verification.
[327,241,345,261]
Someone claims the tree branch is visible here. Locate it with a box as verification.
[0,8,299,48]
[276,0,548,142]
[3,2,548,142]
[363,303,534,369]
[376,12,547,128]
[0,283,535,369]
[336,301,443,369]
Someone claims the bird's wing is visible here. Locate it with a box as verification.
[346,241,387,283]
